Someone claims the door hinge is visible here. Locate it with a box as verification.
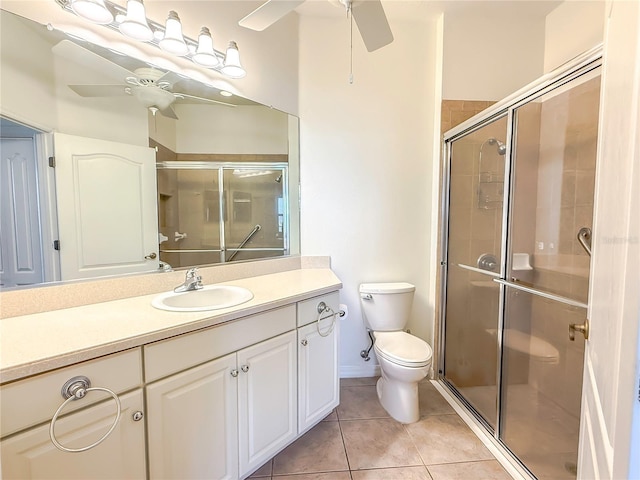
[53,240,60,251]
[48,156,56,168]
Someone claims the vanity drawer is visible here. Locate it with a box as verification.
[144,305,296,382]
[297,291,340,327]
[0,348,142,438]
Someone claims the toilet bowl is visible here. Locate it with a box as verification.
[359,283,433,424]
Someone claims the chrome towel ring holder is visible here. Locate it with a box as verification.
[315,302,345,337]
[49,376,121,453]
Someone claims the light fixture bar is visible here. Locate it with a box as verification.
[53,0,245,78]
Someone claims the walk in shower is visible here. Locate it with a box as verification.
[439,49,601,480]
[156,161,289,268]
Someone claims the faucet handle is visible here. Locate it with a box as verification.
[185,268,198,279]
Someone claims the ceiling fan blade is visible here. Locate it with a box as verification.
[174,93,237,108]
[239,0,306,31]
[159,105,179,120]
[68,84,129,97]
[352,0,394,52]
[156,70,185,87]
[52,40,135,82]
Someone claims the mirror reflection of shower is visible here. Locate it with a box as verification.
[478,137,506,209]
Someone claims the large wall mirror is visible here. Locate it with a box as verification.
[0,9,300,290]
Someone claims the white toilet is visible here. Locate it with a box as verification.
[359,282,432,424]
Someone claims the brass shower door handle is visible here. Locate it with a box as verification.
[569,318,589,341]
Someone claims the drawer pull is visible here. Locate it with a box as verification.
[49,376,122,453]
[241,364,250,373]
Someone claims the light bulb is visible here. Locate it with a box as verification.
[221,41,246,79]
[70,0,113,24]
[192,27,220,68]
[159,11,188,56]
[118,0,153,41]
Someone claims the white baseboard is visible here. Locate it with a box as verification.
[340,363,380,378]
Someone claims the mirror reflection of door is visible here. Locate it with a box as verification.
[54,132,159,280]
[0,123,46,287]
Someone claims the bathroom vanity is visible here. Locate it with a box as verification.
[0,267,341,480]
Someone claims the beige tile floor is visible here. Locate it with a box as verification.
[249,378,513,480]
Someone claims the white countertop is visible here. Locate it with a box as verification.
[0,269,342,383]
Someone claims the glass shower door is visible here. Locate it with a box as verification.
[500,69,601,479]
[443,115,508,430]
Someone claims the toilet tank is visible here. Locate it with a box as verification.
[359,282,415,331]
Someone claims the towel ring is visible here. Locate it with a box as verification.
[316,301,337,337]
[49,376,121,453]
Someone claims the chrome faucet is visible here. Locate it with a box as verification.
[174,268,203,293]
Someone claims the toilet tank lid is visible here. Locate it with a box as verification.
[359,282,415,294]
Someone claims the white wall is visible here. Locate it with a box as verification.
[0,10,57,129]
[442,6,547,101]
[174,104,288,154]
[544,1,605,73]
[299,3,442,377]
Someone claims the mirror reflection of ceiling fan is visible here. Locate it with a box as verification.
[239,0,394,53]
[53,40,237,120]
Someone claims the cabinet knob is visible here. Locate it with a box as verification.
[132,411,144,422]
[301,339,308,346]
[241,364,250,373]
[230,369,239,377]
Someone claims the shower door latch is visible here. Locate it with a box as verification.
[569,318,589,341]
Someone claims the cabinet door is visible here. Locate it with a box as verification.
[298,320,340,434]
[146,353,238,480]
[238,331,297,476]
[1,390,145,480]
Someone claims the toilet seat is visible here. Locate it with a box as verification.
[374,331,432,367]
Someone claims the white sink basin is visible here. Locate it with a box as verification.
[152,285,253,312]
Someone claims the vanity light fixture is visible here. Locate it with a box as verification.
[54,0,246,78]
[221,41,246,79]
[70,0,113,24]
[117,0,153,41]
[158,11,189,56]
[192,27,220,68]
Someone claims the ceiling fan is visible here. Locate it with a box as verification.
[239,0,394,53]
[52,40,236,120]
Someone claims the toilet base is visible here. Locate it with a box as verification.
[376,374,421,424]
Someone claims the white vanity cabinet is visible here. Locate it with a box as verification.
[297,292,340,434]
[237,330,297,475]
[146,353,239,480]
[0,350,145,480]
[144,305,298,480]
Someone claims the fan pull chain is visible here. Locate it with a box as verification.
[348,2,354,84]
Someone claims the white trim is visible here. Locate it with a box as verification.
[339,364,380,379]
[428,13,445,348]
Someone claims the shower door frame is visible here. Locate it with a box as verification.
[437,45,603,478]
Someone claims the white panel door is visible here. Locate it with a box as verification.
[238,331,297,477]
[0,136,44,287]
[53,132,158,280]
[0,390,146,480]
[298,320,339,435]
[578,1,640,478]
[146,354,239,480]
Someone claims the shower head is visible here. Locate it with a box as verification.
[488,138,507,155]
